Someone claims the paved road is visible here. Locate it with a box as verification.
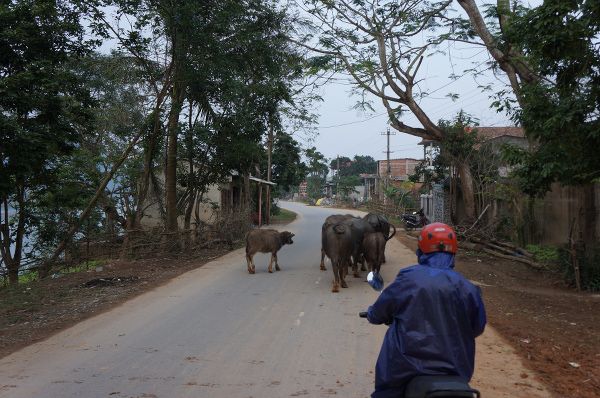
[0,202,551,398]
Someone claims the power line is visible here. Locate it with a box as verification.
[318,111,387,129]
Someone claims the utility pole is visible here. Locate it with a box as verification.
[336,154,340,199]
[266,120,273,225]
[381,127,396,191]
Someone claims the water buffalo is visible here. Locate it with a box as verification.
[362,232,386,274]
[319,214,355,271]
[245,229,294,274]
[362,213,396,262]
[321,221,354,292]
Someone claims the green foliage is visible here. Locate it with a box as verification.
[525,244,559,264]
[558,245,600,292]
[336,175,360,198]
[270,208,296,223]
[0,0,96,281]
[0,0,95,196]
[18,270,38,285]
[305,147,329,179]
[271,132,307,195]
[62,259,104,275]
[383,182,416,208]
[304,147,328,199]
[330,155,377,178]
[501,0,600,195]
[306,175,325,200]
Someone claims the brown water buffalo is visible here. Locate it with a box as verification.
[245,229,294,274]
[362,232,386,274]
[321,221,354,292]
[362,213,396,262]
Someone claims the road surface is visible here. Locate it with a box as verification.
[0,202,550,397]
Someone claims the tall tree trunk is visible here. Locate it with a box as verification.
[183,100,195,242]
[1,185,25,285]
[164,80,185,237]
[243,172,251,208]
[133,94,169,229]
[457,0,539,87]
[266,123,273,225]
[122,66,172,259]
[581,184,597,255]
[457,161,476,220]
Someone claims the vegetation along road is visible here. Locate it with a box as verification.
[0,202,551,398]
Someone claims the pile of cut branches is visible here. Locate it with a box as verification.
[459,236,543,270]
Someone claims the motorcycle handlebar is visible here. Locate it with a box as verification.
[359,311,368,318]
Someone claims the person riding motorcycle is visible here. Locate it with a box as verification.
[366,223,487,398]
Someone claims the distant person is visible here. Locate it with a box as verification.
[367,223,487,398]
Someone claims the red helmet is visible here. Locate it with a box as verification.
[418,223,458,254]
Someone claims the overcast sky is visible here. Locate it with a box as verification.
[298,0,542,165]
[303,43,512,164]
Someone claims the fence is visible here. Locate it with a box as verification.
[65,208,253,264]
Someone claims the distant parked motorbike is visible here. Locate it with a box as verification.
[401,208,429,230]
[359,271,481,398]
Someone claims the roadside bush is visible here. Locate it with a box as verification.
[525,244,560,264]
[558,244,600,292]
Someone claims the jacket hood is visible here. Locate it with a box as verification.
[416,249,455,269]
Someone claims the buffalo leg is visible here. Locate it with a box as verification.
[352,256,360,278]
[320,248,326,271]
[274,252,281,271]
[340,261,348,288]
[331,260,340,293]
[360,254,367,271]
[246,253,256,274]
[268,253,274,273]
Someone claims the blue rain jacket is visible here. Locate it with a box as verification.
[367,250,486,398]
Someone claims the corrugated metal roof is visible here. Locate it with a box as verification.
[249,176,276,186]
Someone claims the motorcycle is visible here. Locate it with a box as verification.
[401,208,429,230]
[360,271,481,398]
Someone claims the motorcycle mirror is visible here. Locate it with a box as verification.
[367,271,384,292]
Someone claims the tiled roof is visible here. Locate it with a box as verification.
[473,127,525,139]
[418,127,524,145]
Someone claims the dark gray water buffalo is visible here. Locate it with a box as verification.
[245,229,294,274]
[362,213,396,262]
[362,232,386,274]
[319,214,355,271]
[319,214,376,278]
[345,216,376,277]
[321,220,354,292]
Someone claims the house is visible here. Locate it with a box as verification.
[360,173,377,201]
[472,126,527,177]
[141,172,246,229]
[472,126,526,148]
[417,126,526,222]
[141,167,275,230]
[377,158,421,182]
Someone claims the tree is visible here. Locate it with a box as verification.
[500,1,600,193]
[271,132,307,196]
[453,0,599,189]
[337,175,360,198]
[86,0,304,240]
[305,146,328,199]
[329,156,352,176]
[0,0,95,284]
[297,0,479,219]
[348,155,377,176]
[454,0,599,254]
